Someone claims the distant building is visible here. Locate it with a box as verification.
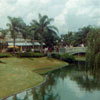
[0,31,46,52]
[5,32,32,52]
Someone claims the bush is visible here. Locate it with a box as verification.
[0,53,11,58]
[60,53,75,63]
[50,53,75,63]
[26,48,32,52]
[95,52,100,69]
[50,53,61,59]
[17,52,45,58]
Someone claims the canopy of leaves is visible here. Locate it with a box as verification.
[86,27,100,69]
[7,16,25,38]
[30,14,59,47]
[62,25,92,46]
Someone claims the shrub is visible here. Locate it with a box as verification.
[0,53,11,58]
[17,52,45,58]
[95,52,100,69]
[50,53,61,59]
[50,53,75,63]
[26,48,32,52]
[60,53,75,63]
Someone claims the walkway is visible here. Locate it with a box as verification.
[59,47,86,55]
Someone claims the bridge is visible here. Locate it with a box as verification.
[59,47,86,55]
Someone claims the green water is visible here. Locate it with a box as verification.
[4,63,100,100]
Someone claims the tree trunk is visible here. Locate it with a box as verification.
[32,39,34,52]
[13,37,16,54]
[40,31,43,53]
[25,39,27,52]
[40,40,43,53]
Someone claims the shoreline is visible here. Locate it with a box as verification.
[0,57,68,99]
[1,64,68,100]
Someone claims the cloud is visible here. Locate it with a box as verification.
[0,0,100,34]
[39,0,51,4]
[54,0,100,33]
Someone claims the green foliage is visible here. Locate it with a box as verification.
[86,27,100,69]
[26,48,32,52]
[50,53,75,63]
[7,16,27,53]
[62,25,92,46]
[30,14,59,47]
[17,52,45,58]
[95,52,100,69]
[60,53,75,63]
[62,32,74,46]
[0,53,11,58]
[50,53,61,59]
[0,29,8,38]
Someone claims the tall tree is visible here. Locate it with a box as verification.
[62,25,92,47]
[28,25,37,49]
[73,25,92,46]
[16,19,30,50]
[86,27,100,69]
[7,16,23,53]
[30,14,58,51]
[62,32,74,46]
[16,18,28,40]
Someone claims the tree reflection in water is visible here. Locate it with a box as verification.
[4,62,100,100]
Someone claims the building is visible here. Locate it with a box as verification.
[5,32,41,52]
[0,31,46,52]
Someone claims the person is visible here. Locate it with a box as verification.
[49,47,52,52]
[70,44,73,48]
[44,47,48,54]
[31,48,34,52]
[81,43,84,47]
[56,46,59,52]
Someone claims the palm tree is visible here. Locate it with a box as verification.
[7,16,23,53]
[30,14,58,52]
[16,19,29,51]
[28,27,35,50]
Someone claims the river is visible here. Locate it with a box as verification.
[3,63,100,100]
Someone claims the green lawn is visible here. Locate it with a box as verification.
[0,57,67,98]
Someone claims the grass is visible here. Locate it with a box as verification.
[75,55,86,61]
[0,57,67,98]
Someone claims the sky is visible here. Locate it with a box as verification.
[0,0,100,35]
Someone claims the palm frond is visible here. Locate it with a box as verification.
[39,13,42,21]
[31,20,40,26]
[44,18,54,27]
[48,25,59,32]
[40,15,48,25]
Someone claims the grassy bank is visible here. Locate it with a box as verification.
[0,57,67,98]
[75,55,86,61]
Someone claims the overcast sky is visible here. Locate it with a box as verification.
[0,0,100,35]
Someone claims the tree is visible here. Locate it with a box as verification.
[86,27,100,69]
[43,30,59,47]
[62,32,74,46]
[7,16,24,53]
[16,19,30,50]
[28,25,37,50]
[73,25,92,46]
[15,18,28,40]
[30,14,58,51]
[0,29,8,51]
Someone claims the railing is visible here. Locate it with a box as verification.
[59,47,86,54]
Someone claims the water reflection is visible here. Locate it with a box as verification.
[3,63,100,100]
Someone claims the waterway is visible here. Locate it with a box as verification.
[3,63,100,100]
